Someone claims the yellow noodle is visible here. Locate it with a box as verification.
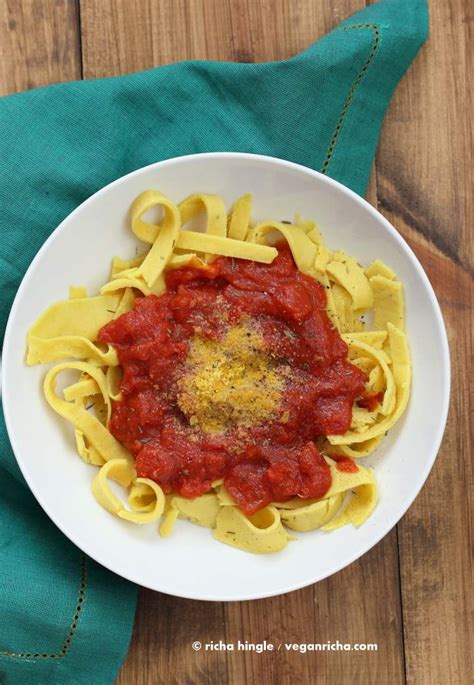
[44,362,131,463]
[248,220,317,274]
[326,252,373,310]
[370,275,405,331]
[63,377,99,401]
[345,338,396,415]
[92,459,165,523]
[172,493,220,528]
[228,193,253,241]
[323,480,377,530]
[179,193,227,237]
[324,435,383,459]
[213,506,291,553]
[279,494,343,532]
[177,230,277,263]
[365,258,396,281]
[328,325,410,444]
[159,504,180,538]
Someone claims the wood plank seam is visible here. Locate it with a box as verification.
[76,0,84,79]
[396,525,408,685]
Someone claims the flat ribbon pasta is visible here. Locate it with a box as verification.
[107,190,181,291]
[27,294,122,366]
[370,275,405,331]
[365,258,396,281]
[228,193,252,241]
[330,282,365,333]
[279,494,344,532]
[159,499,180,538]
[106,366,123,402]
[44,362,132,463]
[92,459,165,523]
[167,493,221,530]
[177,231,277,263]
[213,505,291,553]
[101,273,166,297]
[322,480,377,530]
[324,436,384,459]
[63,376,100,401]
[342,331,387,350]
[344,337,396,417]
[312,266,340,330]
[179,193,227,238]
[28,294,121,340]
[328,324,411,445]
[325,251,373,311]
[276,460,376,532]
[248,220,317,274]
[295,213,320,241]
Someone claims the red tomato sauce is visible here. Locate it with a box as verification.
[332,455,360,473]
[98,246,366,515]
[357,391,385,412]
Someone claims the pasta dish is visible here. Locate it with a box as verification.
[26,191,411,553]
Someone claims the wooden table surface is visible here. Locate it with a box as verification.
[1,1,472,683]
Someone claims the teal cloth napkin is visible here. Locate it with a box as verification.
[0,1,427,683]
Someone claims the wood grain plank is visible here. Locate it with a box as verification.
[119,590,227,685]
[224,534,403,685]
[375,0,473,682]
[0,0,81,95]
[375,1,472,275]
[79,0,371,77]
[77,3,404,683]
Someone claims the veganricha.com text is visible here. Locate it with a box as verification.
[192,640,378,654]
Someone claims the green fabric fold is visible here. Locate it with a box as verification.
[0,1,427,682]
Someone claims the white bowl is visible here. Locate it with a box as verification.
[2,153,450,601]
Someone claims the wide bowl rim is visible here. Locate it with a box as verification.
[2,152,451,601]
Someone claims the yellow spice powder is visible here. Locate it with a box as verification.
[177,322,283,433]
